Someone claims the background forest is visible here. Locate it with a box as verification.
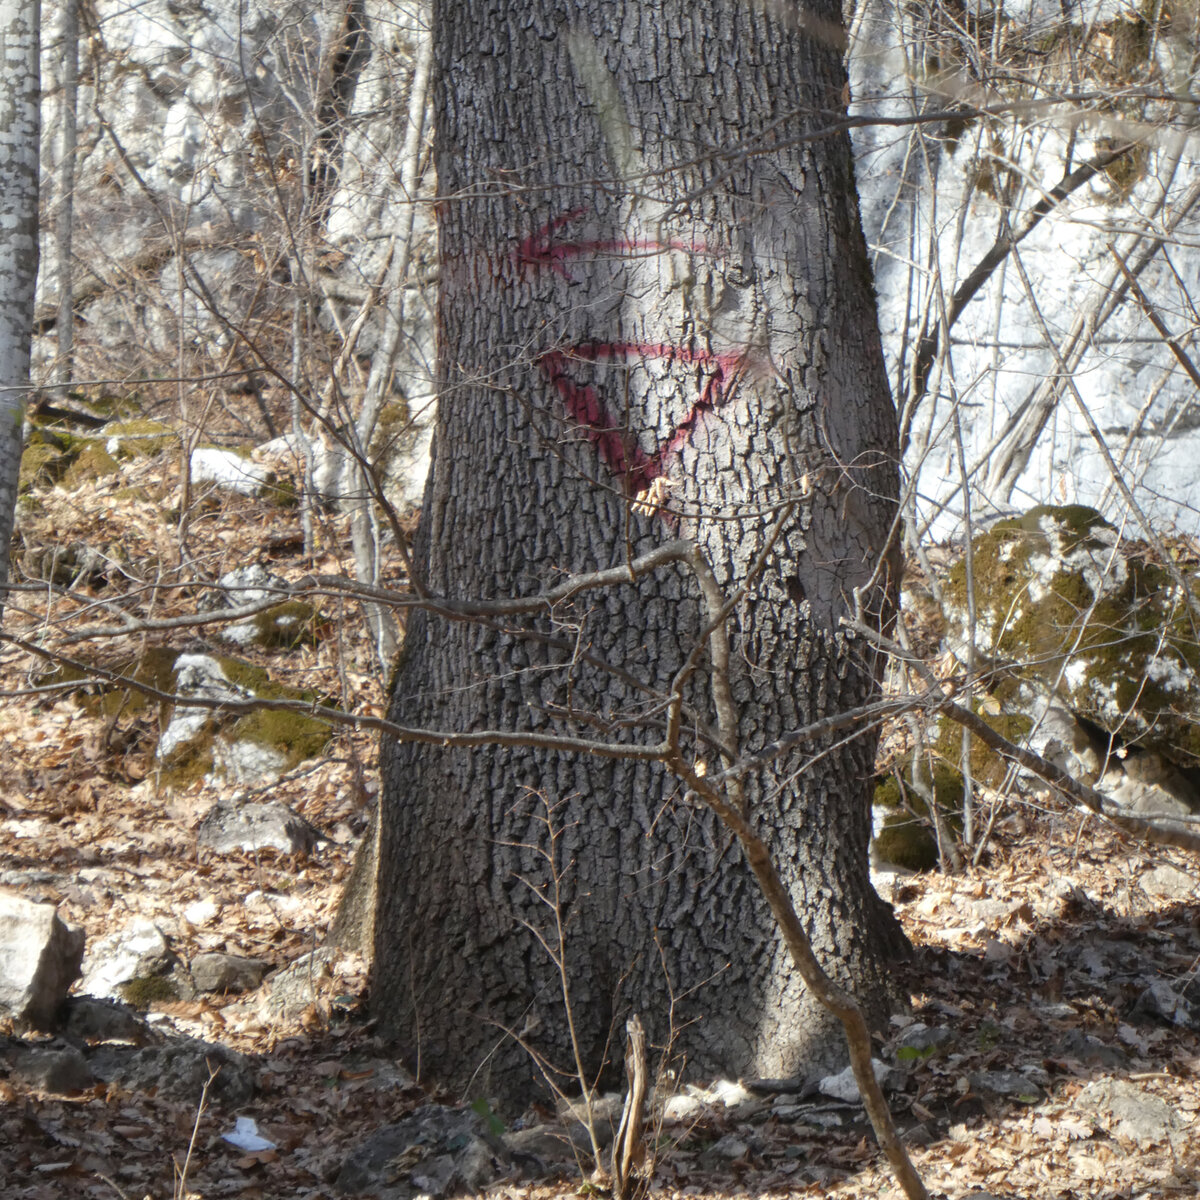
[2,0,1200,1197]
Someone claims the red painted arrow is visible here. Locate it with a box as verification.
[517,210,713,280]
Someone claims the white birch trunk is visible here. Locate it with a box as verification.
[0,0,40,608]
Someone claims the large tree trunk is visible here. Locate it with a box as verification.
[375,0,906,1105]
[0,0,40,609]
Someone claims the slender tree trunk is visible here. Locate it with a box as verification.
[54,0,78,392]
[375,0,905,1105]
[0,0,40,610]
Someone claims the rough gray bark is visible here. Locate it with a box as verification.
[0,0,40,606]
[375,0,905,1104]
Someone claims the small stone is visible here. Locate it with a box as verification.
[709,1134,748,1159]
[1075,1077,1184,1144]
[64,996,160,1046]
[1055,1029,1128,1070]
[770,1103,808,1121]
[262,948,335,1020]
[80,920,175,1000]
[1134,979,1200,1031]
[818,1058,894,1103]
[200,564,286,612]
[968,1070,1044,1104]
[894,1023,954,1062]
[553,1091,622,1148]
[191,952,270,994]
[503,1124,583,1167]
[183,896,219,926]
[661,1092,707,1122]
[335,1106,510,1198]
[88,1037,255,1105]
[198,799,321,856]
[708,1078,762,1111]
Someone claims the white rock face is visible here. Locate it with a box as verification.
[36,0,437,509]
[850,0,1200,538]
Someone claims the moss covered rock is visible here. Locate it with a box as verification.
[156,653,333,788]
[102,419,176,458]
[19,441,71,491]
[872,754,965,871]
[220,599,326,650]
[59,440,120,488]
[39,647,332,788]
[944,505,1200,768]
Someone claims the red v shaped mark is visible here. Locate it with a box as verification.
[538,342,748,507]
[518,213,743,521]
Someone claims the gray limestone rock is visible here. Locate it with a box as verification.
[1074,1077,1185,1144]
[64,996,162,1046]
[6,1044,94,1093]
[503,1124,590,1169]
[335,1106,512,1198]
[1134,979,1200,1031]
[198,799,321,856]
[88,1037,255,1105]
[1139,864,1197,900]
[262,947,336,1020]
[968,1070,1045,1105]
[817,1058,895,1103]
[0,891,85,1029]
[158,656,332,789]
[893,1022,955,1062]
[940,507,1200,822]
[191,951,270,994]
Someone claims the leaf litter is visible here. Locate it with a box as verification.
[2,452,1200,1197]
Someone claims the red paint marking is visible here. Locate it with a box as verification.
[538,342,748,506]
[520,211,741,522]
[517,211,713,281]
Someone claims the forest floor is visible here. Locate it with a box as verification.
[3,444,1200,1199]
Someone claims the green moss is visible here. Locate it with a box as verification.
[215,655,330,706]
[156,722,219,790]
[259,474,299,507]
[229,707,331,765]
[873,815,940,872]
[60,441,120,489]
[946,505,1200,768]
[119,974,179,1010]
[991,504,1113,551]
[19,442,70,491]
[35,646,180,717]
[936,708,1034,789]
[157,656,332,789]
[873,754,965,871]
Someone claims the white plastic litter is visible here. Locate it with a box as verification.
[222,1116,276,1152]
